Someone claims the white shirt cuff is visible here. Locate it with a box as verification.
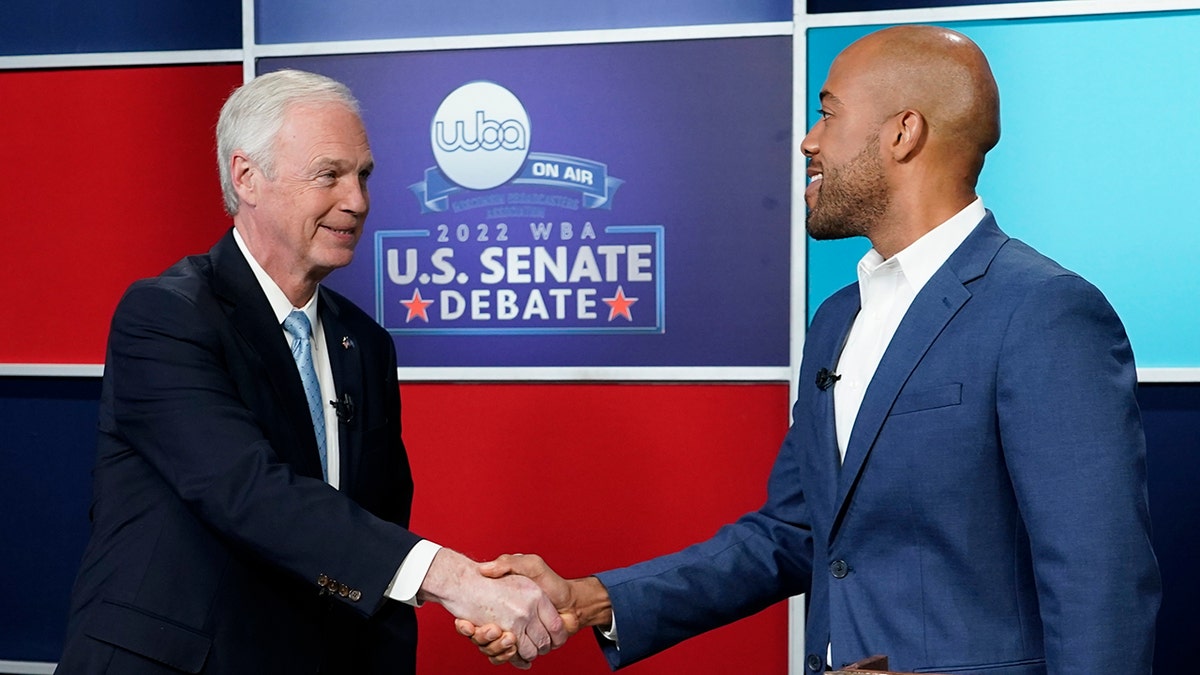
[385,539,442,606]
[599,609,619,647]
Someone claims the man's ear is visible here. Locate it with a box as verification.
[230,152,259,208]
[888,109,925,162]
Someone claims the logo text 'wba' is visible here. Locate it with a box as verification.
[434,112,527,153]
[430,81,530,190]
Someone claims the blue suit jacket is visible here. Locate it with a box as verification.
[58,231,422,674]
[596,214,1160,674]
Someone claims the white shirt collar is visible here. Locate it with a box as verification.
[857,197,985,299]
[232,228,319,327]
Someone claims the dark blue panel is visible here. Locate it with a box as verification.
[1,376,1196,665]
[257,0,790,44]
[808,0,1054,11]
[0,377,100,662]
[1139,385,1200,672]
[0,0,240,56]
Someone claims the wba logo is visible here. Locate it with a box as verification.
[392,79,653,336]
[430,81,530,190]
[435,111,527,152]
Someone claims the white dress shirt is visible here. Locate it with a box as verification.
[833,198,985,460]
[826,198,983,667]
[232,229,440,606]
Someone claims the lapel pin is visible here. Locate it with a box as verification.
[341,336,354,350]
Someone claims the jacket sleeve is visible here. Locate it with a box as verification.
[106,279,422,616]
[594,420,815,669]
[996,273,1160,672]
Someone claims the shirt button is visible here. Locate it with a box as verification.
[830,559,849,578]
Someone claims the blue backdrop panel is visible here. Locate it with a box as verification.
[0,377,99,662]
[0,0,240,56]
[808,0,1055,13]
[262,36,792,368]
[806,12,1200,368]
[257,0,791,44]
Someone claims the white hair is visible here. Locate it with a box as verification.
[216,69,362,215]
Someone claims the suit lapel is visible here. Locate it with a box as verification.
[319,289,365,496]
[831,214,1009,535]
[799,285,860,529]
[817,302,858,514]
[209,231,325,479]
[834,277,970,507]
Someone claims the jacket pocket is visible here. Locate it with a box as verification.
[890,382,962,416]
[83,599,211,673]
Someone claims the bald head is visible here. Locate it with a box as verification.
[837,25,1000,183]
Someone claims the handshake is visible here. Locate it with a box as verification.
[423,549,608,670]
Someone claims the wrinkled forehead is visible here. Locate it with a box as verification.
[283,99,364,129]
[280,102,370,146]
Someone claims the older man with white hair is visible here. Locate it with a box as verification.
[57,69,566,674]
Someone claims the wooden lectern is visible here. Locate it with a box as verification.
[831,655,948,675]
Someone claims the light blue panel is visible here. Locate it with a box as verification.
[257,0,790,44]
[805,25,879,315]
[806,13,1200,368]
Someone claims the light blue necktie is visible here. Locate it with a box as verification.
[283,310,328,480]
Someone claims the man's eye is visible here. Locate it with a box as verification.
[816,109,831,121]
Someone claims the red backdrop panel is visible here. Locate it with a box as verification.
[0,65,242,364]
[403,381,792,674]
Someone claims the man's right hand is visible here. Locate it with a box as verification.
[455,553,612,668]
[417,549,568,664]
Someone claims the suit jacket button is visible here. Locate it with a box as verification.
[807,653,823,671]
[830,560,849,578]
[348,589,362,602]
[338,583,350,597]
[317,574,329,587]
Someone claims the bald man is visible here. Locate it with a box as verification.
[462,25,1160,674]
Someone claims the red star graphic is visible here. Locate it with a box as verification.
[400,288,434,323]
[602,285,638,322]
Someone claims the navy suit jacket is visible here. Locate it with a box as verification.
[596,214,1160,674]
[58,230,422,674]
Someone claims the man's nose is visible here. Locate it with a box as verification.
[341,178,369,215]
[801,125,820,158]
